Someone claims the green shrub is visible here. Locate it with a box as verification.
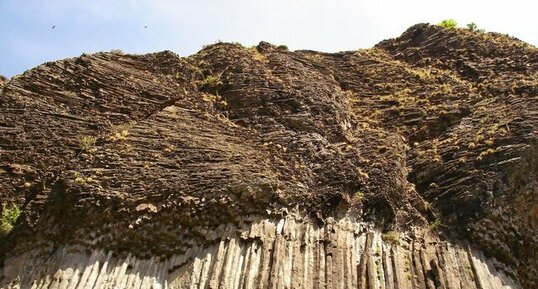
[0,203,21,236]
[202,75,222,87]
[466,22,478,31]
[467,22,485,33]
[382,231,400,245]
[201,74,224,95]
[429,219,442,230]
[79,136,97,152]
[231,41,244,47]
[247,47,268,63]
[437,19,457,29]
[109,123,133,142]
[354,191,365,200]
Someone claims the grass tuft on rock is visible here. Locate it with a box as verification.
[0,203,21,236]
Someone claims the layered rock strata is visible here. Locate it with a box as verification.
[0,23,536,288]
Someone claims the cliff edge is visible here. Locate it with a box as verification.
[1,23,537,288]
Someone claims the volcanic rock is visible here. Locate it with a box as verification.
[0,24,536,288]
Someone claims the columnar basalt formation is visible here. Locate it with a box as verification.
[0,216,521,289]
[0,24,536,288]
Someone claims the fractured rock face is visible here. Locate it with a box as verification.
[0,216,522,289]
[0,24,537,288]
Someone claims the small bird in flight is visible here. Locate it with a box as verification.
[51,25,56,29]
[144,26,148,29]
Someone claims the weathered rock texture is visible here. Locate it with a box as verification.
[0,216,521,289]
[0,24,537,288]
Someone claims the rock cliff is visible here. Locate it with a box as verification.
[0,23,536,288]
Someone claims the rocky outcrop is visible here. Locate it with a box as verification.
[0,216,520,289]
[0,24,536,288]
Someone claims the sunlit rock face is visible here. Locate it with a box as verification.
[0,24,536,288]
[0,216,522,289]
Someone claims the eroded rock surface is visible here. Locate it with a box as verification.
[0,216,522,289]
[0,24,536,288]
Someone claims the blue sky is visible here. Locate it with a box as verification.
[1,0,537,78]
